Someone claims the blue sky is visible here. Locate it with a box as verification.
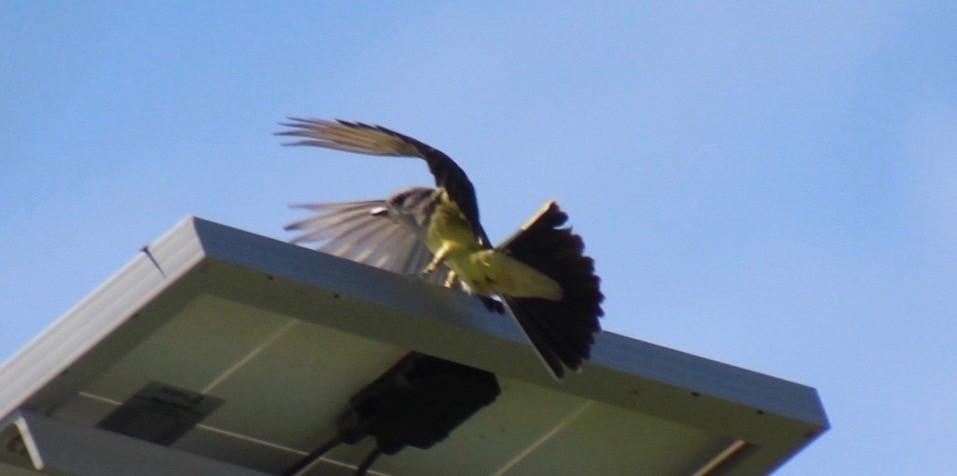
[2,2,955,474]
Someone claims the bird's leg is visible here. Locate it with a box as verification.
[421,246,449,276]
[444,271,459,288]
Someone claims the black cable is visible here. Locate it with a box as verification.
[353,445,383,476]
[281,433,345,476]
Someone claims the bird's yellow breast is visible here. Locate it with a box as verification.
[424,198,482,255]
[424,192,562,300]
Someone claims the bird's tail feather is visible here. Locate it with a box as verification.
[498,201,603,379]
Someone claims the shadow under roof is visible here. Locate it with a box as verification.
[0,217,828,475]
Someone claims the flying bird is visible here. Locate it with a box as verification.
[278,119,603,379]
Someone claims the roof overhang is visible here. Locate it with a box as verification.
[0,217,828,475]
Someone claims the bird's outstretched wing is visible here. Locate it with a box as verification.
[285,187,450,285]
[278,118,489,247]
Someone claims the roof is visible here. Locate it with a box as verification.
[0,217,828,475]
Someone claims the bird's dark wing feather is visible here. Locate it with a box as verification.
[277,118,489,246]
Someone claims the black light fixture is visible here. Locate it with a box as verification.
[283,352,501,476]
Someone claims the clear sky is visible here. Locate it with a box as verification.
[2,2,955,474]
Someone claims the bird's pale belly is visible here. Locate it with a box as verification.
[444,248,563,300]
[423,197,562,300]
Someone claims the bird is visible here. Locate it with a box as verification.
[277,119,603,379]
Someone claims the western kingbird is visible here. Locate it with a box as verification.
[278,119,603,379]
